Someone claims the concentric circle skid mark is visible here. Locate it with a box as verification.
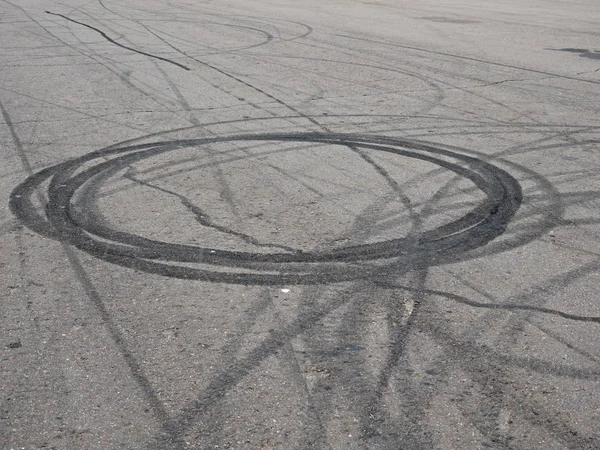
[10,133,522,284]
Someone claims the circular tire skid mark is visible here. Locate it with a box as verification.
[10,133,522,284]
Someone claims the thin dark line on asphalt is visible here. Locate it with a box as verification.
[0,99,34,174]
[61,248,184,447]
[2,97,180,446]
[45,10,191,70]
[336,33,600,86]
[388,277,600,324]
[123,170,298,252]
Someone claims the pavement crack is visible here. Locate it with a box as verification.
[45,11,190,71]
[575,67,600,76]
[123,170,298,253]
[479,78,530,87]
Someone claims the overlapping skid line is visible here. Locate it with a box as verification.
[10,132,522,285]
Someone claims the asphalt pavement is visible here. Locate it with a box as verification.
[1,0,600,449]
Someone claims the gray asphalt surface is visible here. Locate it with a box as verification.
[2,0,600,449]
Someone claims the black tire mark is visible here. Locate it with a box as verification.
[161,1,314,44]
[354,131,580,446]
[185,287,280,449]
[155,28,442,280]
[240,48,446,122]
[143,21,274,56]
[423,163,587,444]
[45,10,191,70]
[409,255,600,446]
[396,132,590,398]
[244,44,537,126]
[11,133,522,285]
[99,0,312,55]
[331,271,433,448]
[418,315,600,448]
[104,9,316,136]
[423,134,571,329]
[529,320,600,364]
[89,3,358,136]
[83,118,595,205]
[0,2,194,131]
[199,285,329,449]
[1,96,181,447]
[367,138,517,445]
[62,112,593,154]
[376,266,600,447]
[144,281,386,449]
[3,4,596,450]
[284,35,559,124]
[8,7,572,436]
[336,33,600,87]
[98,0,276,56]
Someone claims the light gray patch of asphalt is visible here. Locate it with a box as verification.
[1,0,600,449]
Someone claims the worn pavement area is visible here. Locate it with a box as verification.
[1,0,600,448]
